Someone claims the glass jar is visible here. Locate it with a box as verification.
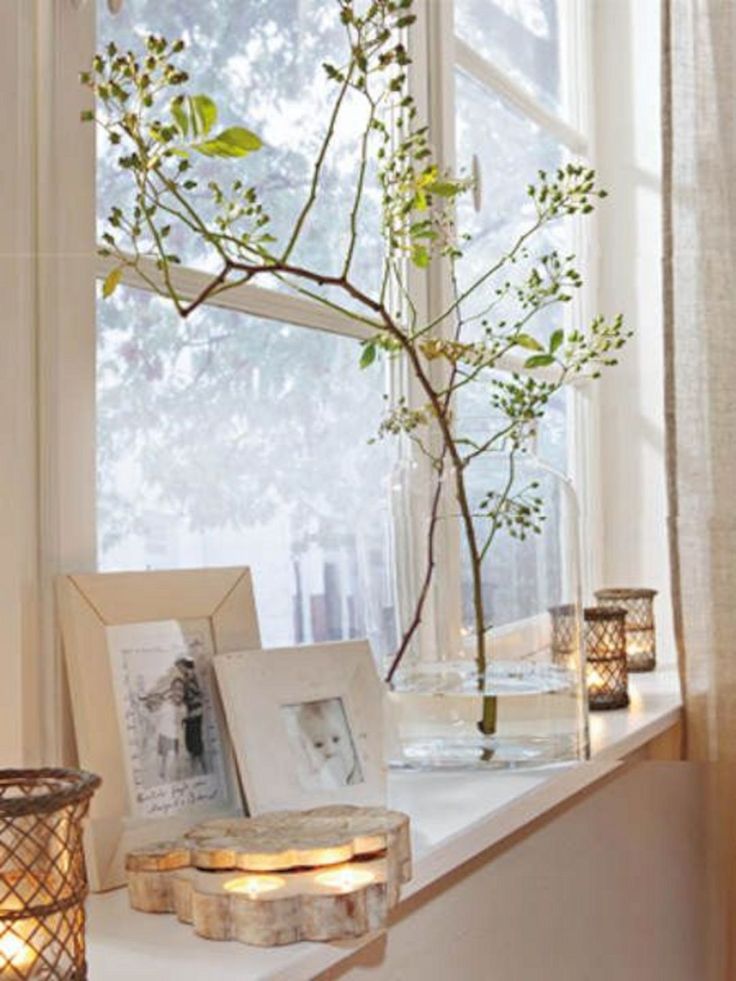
[386,451,589,769]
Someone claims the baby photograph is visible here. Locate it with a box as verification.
[281,697,364,791]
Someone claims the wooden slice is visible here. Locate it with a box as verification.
[126,805,411,945]
[127,805,410,875]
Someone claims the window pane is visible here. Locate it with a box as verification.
[458,398,574,627]
[458,383,568,475]
[455,68,569,342]
[96,1,383,299]
[464,457,570,628]
[454,0,564,117]
[453,65,574,628]
[97,286,397,659]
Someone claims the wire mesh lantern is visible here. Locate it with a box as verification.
[549,604,579,668]
[0,769,100,980]
[584,607,629,711]
[595,587,658,672]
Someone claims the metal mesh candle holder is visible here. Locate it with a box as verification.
[584,607,629,711]
[595,587,658,672]
[0,769,100,980]
[549,604,579,668]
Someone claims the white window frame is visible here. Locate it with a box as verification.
[412,0,600,658]
[33,0,600,758]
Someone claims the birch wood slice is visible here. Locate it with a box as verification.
[126,805,411,946]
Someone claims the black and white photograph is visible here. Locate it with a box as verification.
[107,619,231,819]
[281,697,364,790]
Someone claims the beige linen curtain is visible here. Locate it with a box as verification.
[663,0,736,760]
[662,0,736,969]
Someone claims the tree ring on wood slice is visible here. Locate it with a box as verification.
[125,805,411,945]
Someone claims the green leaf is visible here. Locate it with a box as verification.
[192,127,263,158]
[171,100,189,137]
[188,94,217,136]
[360,342,377,369]
[549,328,564,353]
[411,244,430,268]
[102,266,123,299]
[524,353,555,369]
[426,180,461,198]
[515,334,544,352]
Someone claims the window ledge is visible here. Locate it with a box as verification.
[86,666,682,981]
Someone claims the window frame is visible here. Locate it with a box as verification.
[413,0,599,655]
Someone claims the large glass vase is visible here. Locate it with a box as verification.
[387,451,589,769]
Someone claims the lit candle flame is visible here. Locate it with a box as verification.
[224,875,285,899]
[0,929,35,971]
[314,867,376,892]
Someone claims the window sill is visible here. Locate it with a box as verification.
[86,666,682,981]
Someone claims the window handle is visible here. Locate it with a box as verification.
[472,153,482,213]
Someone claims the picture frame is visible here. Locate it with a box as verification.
[57,567,261,891]
[214,640,386,814]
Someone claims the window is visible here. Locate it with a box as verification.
[95,0,397,660]
[91,0,593,661]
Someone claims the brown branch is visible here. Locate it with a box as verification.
[281,61,356,263]
[385,459,444,685]
[180,261,234,316]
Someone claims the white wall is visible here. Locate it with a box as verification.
[321,761,706,981]
[592,1,673,659]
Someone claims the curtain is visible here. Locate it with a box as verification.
[662,0,736,971]
[663,0,736,761]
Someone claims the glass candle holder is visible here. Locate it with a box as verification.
[0,769,100,980]
[549,604,579,668]
[595,587,658,672]
[584,607,629,711]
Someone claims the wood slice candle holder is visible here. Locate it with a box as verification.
[125,805,411,947]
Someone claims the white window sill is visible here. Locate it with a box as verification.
[86,666,682,981]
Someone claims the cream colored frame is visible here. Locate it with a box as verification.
[215,640,386,815]
[57,566,261,891]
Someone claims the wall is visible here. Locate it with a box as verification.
[592,0,673,658]
[321,758,706,981]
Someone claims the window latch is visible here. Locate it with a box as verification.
[472,154,482,213]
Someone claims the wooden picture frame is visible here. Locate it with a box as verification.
[57,567,261,891]
[214,640,386,815]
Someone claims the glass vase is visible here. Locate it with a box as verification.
[386,451,589,769]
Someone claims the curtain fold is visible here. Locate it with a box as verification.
[662,1,736,971]
[662,0,736,762]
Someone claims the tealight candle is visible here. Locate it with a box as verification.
[548,604,579,668]
[584,606,629,711]
[0,928,35,976]
[224,875,285,899]
[0,769,99,981]
[595,588,657,672]
[313,867,377,892]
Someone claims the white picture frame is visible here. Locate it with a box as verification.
[214,640,386,814]
[57,567,261,891]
